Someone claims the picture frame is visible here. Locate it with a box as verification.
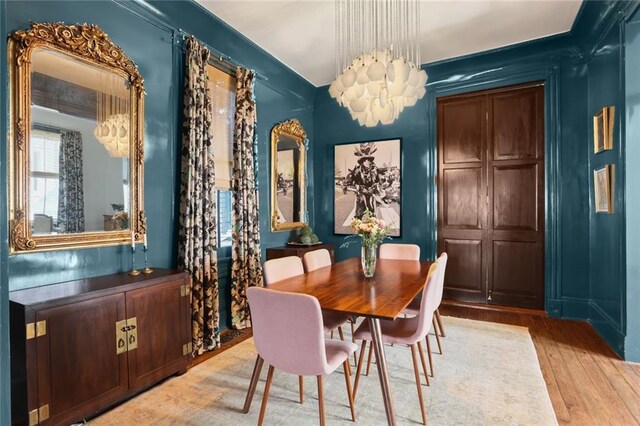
[333,138,402,236]
[594,164,615,214]
[593,106,615,153]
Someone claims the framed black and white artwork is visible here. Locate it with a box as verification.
[334,138,401,236]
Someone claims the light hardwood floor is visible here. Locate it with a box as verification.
[439,303,640,425]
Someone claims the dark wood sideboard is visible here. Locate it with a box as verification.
[10,269,192,426]
[266,243,335,264]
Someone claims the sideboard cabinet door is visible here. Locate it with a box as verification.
[35,293,129,425]
[125,278,190,392]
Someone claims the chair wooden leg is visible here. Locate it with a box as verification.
[353,340,368,401]
[416,341,430,386]
[433,318,443,354]
[410,345,427,425]
[343,361,356,421]
[425,335,434,377]
[317,375,326,426]
[331,330,334,339]
[258,365,275,426]
[435,309,446,337]
[242,355,264,413]
[350,320,358,367]
[365,341,374,376]
[299,376,304,404]
[337,326,352,376]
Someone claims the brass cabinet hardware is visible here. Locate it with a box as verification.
[180,284,191,297]
[27,404,49,425]
[115,317,138,354]
[127,317,138,351]
[26,323,35,340]
[36,320,46,337]
[116,319,128,355]
[26,321,46,340]
[182,342,193,356]
[38,405,49,422]
[28,409,38,426]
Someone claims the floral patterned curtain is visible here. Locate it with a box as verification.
[177,36,220,354]
[58,130,85,233]
[231,67,264,329]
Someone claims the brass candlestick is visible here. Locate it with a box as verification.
[142,246,153,274]
[129,245,140,276]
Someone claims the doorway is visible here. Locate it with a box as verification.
[437,83,545,309]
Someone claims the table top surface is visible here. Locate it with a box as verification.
[267,257,433,320]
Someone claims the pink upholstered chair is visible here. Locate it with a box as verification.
[243,255,350,413]
[303,249,353,349]
[352,259,443,425]
[247,287,357,425]
[379,243,420,260]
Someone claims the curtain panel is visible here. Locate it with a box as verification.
[231,67,264,330]
[57,130,85,233]
[177,36,220,354]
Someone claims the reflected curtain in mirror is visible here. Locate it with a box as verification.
[57,130,85,233]
[231,67,264,330]
[177,36,220,354]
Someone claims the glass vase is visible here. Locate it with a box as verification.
[361,240,377,278]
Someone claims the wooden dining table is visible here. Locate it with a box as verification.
[243,257,434,426]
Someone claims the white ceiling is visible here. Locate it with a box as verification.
[198,0,583,87]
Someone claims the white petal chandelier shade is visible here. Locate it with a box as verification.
[93,113,130,158]
[330,0,428,127]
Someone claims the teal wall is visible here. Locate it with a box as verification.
[313,0,639,358]
[585,10,627,356]
[625,7,640,362]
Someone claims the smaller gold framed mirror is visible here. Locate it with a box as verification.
[270,119,307,231]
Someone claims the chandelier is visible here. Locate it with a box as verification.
[93,81,130,158]
[329,0,428,127]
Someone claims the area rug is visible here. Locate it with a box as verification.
[91,317,557,425]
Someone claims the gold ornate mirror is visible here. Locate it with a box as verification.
[8,23,145,253]
[270,119,307,231]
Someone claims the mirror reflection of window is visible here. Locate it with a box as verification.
[30,47,130,234]
[206,63,236,250]
[30,129,60,233]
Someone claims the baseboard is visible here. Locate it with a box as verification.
[557,297,591,320]
[589,301,625,357]
[441,299,547,316]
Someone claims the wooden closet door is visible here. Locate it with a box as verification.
[487,85,544,309]
[437,94,488,303]
[438,83,545,309]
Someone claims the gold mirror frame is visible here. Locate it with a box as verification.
[270,119,307,231]
[8,23,145,253]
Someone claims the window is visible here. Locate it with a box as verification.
[207,64,236,250]
[30,129,61,221]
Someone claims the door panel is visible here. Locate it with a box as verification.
[491,241,543,308]
[493,164,539,231]
[442,239,483,301]
[36,294,128,424]
[492,90,540,160]
[441,99,485,163]
[442,168,483,229]
[126,279,189,392]
[438,83,544,309]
